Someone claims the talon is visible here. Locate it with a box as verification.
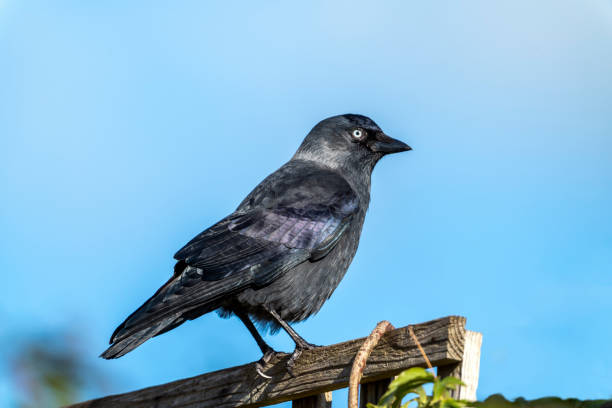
[286,347,303,377]
[255,348,276,379]
[256,362,272,379]
[262,348,275,363]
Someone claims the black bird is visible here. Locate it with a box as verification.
[101,114,411,372]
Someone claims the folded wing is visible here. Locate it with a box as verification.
[102,165,359,357]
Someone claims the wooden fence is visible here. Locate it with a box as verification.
[68,315,482,408]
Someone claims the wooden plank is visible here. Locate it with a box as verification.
[69,316,465,408]
[437,330,482,401]
[292,392,332,408]
[359,378,391,408]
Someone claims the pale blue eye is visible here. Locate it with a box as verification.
[352,129,364,139]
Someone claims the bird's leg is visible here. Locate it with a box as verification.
[235,310,275,355]
[265,307,318,376]
[266,308,317,349]
[235,310,275,379]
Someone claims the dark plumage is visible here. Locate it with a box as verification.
[101,114,410,368]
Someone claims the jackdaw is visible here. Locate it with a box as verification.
[101,114,411,372]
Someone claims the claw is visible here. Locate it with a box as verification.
[286,347,303,377]
[256,363,272,379]
[255,348,276,379]
[286,342,321,377]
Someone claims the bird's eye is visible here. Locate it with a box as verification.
[351,128,365,140]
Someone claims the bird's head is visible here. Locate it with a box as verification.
[293,114,411,173]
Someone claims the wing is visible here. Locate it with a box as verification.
[172,216,313,287]
[105,164,359,354]
[174,164,360,285]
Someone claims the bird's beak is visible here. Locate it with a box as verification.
[368,133,412,154]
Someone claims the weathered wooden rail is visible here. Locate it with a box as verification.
[69,316,481,408]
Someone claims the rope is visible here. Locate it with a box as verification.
[347,322,435,407]
[347,321,395,408]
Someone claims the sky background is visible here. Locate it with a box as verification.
[1,0,611,406]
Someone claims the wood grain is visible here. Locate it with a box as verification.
[68,316,466,408]
[292,392,332,408]
[359,378,392,408]
[438,330,482,401]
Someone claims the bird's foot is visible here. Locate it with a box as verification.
[286,342,319,377]
[255,348,276,379]
[286,347,302,377]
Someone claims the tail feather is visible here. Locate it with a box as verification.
[100,315,179,359]
[110,267,250,345]
[101,265,253,359]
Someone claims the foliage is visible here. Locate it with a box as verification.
[7,331,109,408]
[475,394,612,408]
[366,366,612,408]
[366,367,470,408]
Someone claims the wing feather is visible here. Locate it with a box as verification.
[106,164,360,351]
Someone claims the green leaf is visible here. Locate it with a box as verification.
[433,376,465,403]
[439,376,465,391]
[377,368,436,407]
[440,399,469,408]
[416,386,428,405]
[432,378,444,402]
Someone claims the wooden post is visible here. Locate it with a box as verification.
[359,378,391,408]
[67,316,470,408]
[437,330,482,401]
[292,392,332,408]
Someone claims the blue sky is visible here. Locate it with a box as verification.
[1,0,611,405]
